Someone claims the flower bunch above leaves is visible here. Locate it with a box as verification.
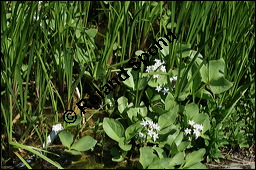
[138,119,160,142]
[145,59,178,95]
[146,59,166,79]
[185,120,204,141]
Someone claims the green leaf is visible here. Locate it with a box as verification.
[158,124,177,135]
[195,88,214,100]
[145,87,154,100]
[125,123,142,141]
[187,162,207,169]
[192,113,208,124]
[139,101,148,117]
[126,103,147,122]
[178,90,190,101]
[176,43,192,58]
[84,28,98,38]
[71,136,97,152]
[139,146,158,169]
[135,50,144,56]
[188,61,202,92]
[184,148,206,168]
[209,76,233,94]
[148,73,167,87]
[58,131,73,148]
[188,50,204,65]
[174,132,183,146]
[203,119,211,134]
[158,127,179,148]
[169,152,185,166]
[117,96,129,114]
[184,103,199,120]
[200,58,225,83]
[177,141,190,152]
[127,107,138,122]
[118,137,132,151]
[65,114,82,128]
[158,105,179,129]
[152,146,166,159]
[122,69,135,90]
[103,118,125,142]
[164,92,177,110]
[159,37,170,56]
[167,22,176,29]
[64,149,81,155]
[148,158,173,169]
[112,156,124,162]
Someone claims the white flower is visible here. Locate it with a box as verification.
[193,124,203,131]
[147,129,154,137]
[198,124,203,131]
[152,132,159,142]
[188,120,195,126]
[153,60,164,70]
[153,74,160,79]
[162,87,169,95]
[140,120,148,127]
[156,86,162,92]
[154,59,164,67]
[52,123,64,132]
[152,123,160,131]
[193,129,201,139]
[184,128,191,135]
[139,132,144,138]
[154,59,161,64]
[153,64,160,71]
[160,65,166,72]
[146,66,153,73]
[170,75,177,82]
[147,120,154,129]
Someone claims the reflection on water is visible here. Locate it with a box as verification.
[66,153,104,169]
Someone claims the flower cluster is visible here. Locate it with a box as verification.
[146,59,178,95]
[169,75,177,89]
[139,120,160,142]
[184,120,203,140]
[155,85,169,95]
[169,75,177,82]
[146,59,166,79]
[155,74,177,95]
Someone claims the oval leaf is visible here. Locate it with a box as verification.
[209,76,233,94]
[103,118,124,142]
[200,58,225,83]
[184,148,206,168]
[71,136,97,152]
[125,123,142,141]
[117,96,128,114]
[59,131,73,148]
[148,158,173,169]
[158,105,179,129]
[139,146,158,169]
[169,152,185,166]
[184,103,199,120]
[118,138,132,151]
